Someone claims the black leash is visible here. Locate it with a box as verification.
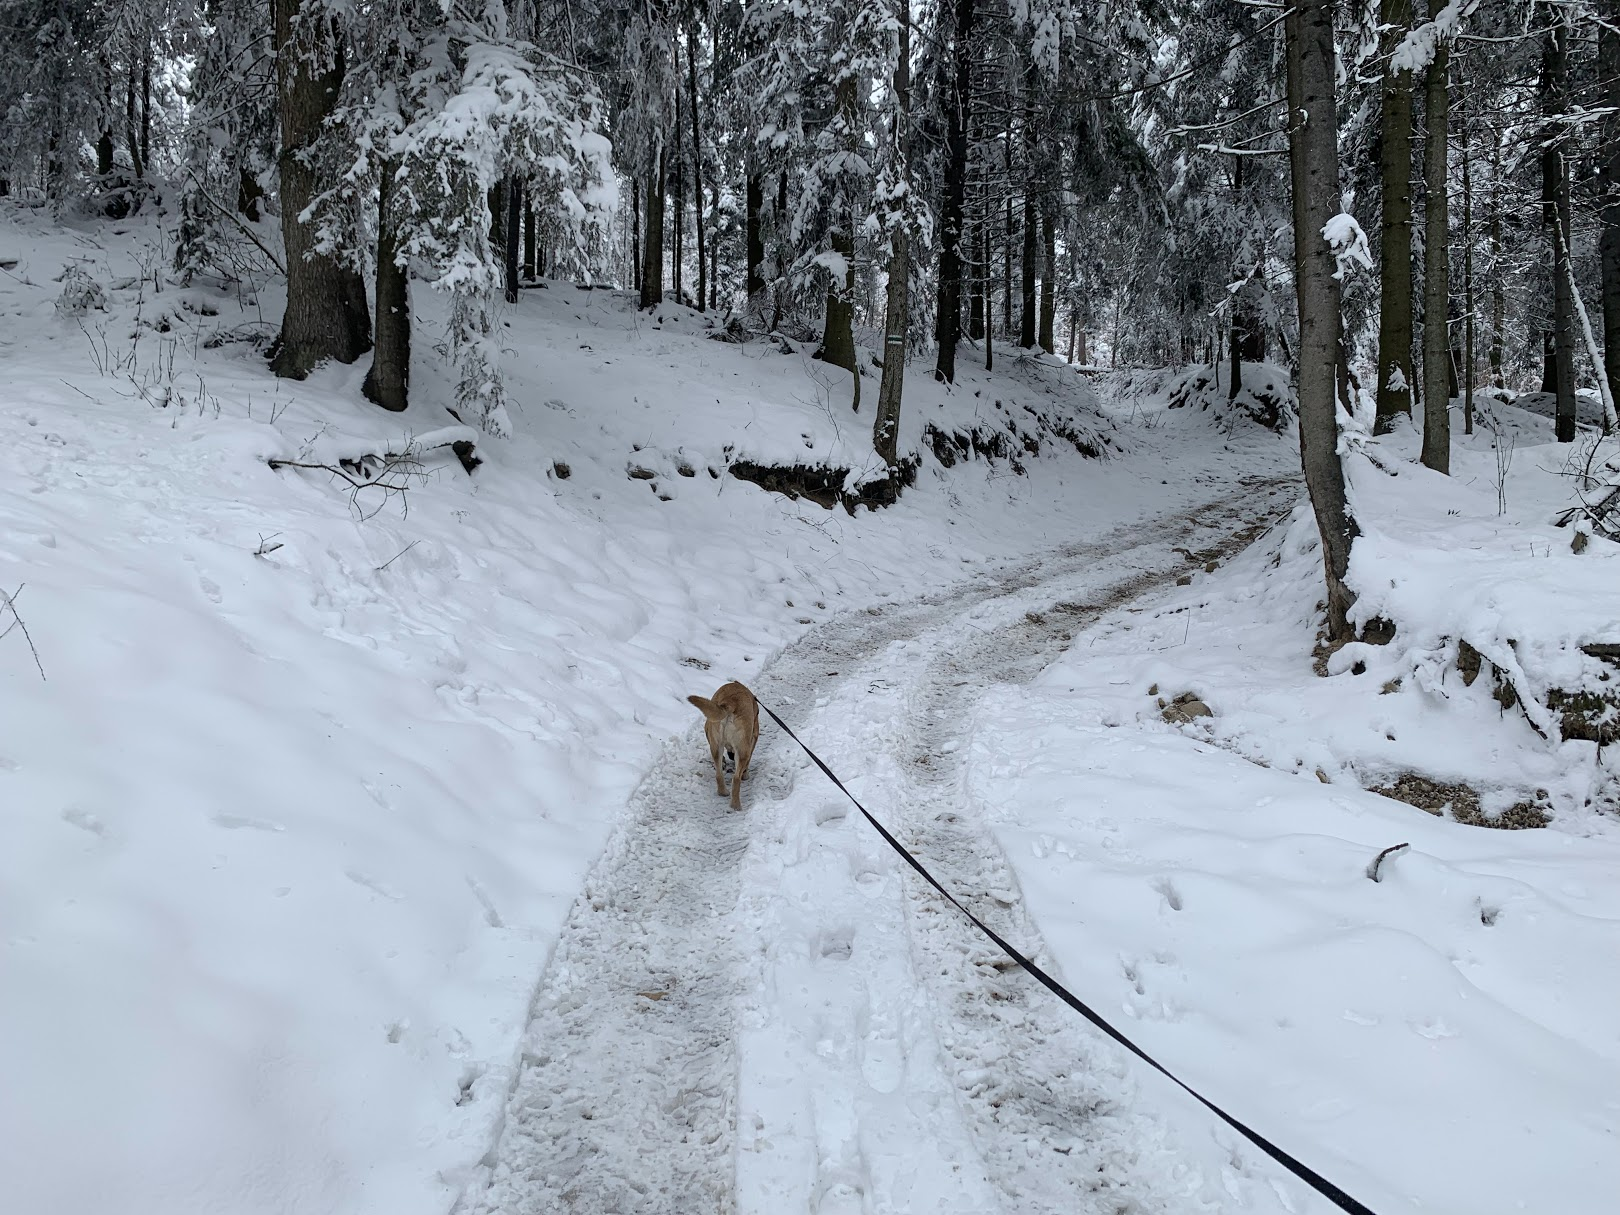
[757,699,1380,1215]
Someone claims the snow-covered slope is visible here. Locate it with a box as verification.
[0,202,1295,1215]
[974,407,1620,1213]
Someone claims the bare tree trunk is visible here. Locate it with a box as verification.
[504,176,521,303]
[672,81,685,305]
[1421,6,1451,473]
[985,286,994,372]
[970,197,986,340]
[1019,194,1036,347]
[772,173,788,331]
[632,177,642,294]
[1489,131,1506,387]
[873,4,912,469]
[687,29,707,313]
[818,72,859,404]
[1039,203,1055,353]
[270,0,372,379]
[523,189,536,279]
[1003,190,1013,338]
[640,153,665,309]
[746,171,765,315]
[1462,91,1475,435]
[364,158,409,413]
[1376,0,1416,432]
[1544,16,1578,442]
[933,0,974,382]
[1287,0,1358,642]
[1228,318,1243,400]
[96,60,114,179]
[140,53,151,176]
[1600,5,1620,423]
[126,70,144,180]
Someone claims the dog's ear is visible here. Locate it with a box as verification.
[687,694,720,719]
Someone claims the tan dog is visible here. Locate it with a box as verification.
[687,682,760,810]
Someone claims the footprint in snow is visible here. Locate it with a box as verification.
[1152,876,1184,911]
[1410,1017,1456,1040]
[860,1011,904,1094]
[818,926,854,961]
[61,807,109,839]
[211,813,284,832]
[345,868,404,901]
[814,802,847,827]
[1121,958,1146,996]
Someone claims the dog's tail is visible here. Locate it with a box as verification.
[687,694,721,719]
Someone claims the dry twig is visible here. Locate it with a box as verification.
[0,584,46,680]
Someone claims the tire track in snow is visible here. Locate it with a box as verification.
[460,475,1294,1215]
[882,482,1298,1212]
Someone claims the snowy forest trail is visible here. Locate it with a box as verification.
[460,471,1299,1215]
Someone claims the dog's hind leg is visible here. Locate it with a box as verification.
[730,746,751,811]
[710,739,727,798]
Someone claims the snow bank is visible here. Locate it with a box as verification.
[1165,361,1296,432]
[959,410,1620,1213]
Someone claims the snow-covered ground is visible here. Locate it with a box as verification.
[4,201,1617,1215]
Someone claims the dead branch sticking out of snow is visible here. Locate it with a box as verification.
[0,583,46,680]
[267,427,481,519]
[1366,842,1410,882]
[267,456,424,520]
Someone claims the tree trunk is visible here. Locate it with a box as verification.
[1039,204,1055,353]
[270,0,372,379]
[874,4,912,469]
[1228,319,1243,400]
[1600,6,1620,423]
[238,167,263,221]
[687,29,707,314]
[523,189,536,279]
[1544,16,1578,442]
[772,173,788,331]
[640,153,665,309]
[933,0,975,382]
[1462,95,1475,436]
[140,54,151,175]
[1489,132,1506,387]
[632,177,642,294]
[746,171,765,315]
[364,158,409,413]
[1287,0,1358,642]
[818,72,859,404]
[1421,7,1451,473]
[1003,188,1014,338]
[1375,0,1416,432]
[1019,61,1038,352]
[488,181,503,250]
[970,198,986,340]
[985,287,994,372]
[126,70,144,181]
[672,82,685,305]
[504,176,521,304]
[1020,190,1037,348]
